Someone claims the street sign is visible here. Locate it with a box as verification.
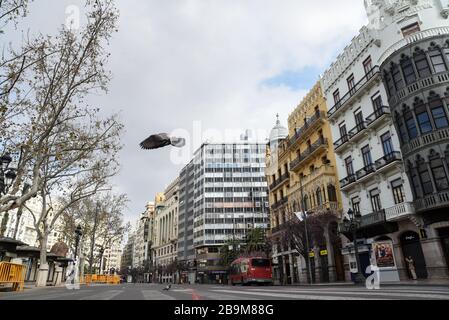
[309,252,315,258]
[320,250,328,256]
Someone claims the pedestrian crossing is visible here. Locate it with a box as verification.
[1,284,449,300]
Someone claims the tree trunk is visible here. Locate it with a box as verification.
[36,233,49,287]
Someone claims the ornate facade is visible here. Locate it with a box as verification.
[267,82,344,285]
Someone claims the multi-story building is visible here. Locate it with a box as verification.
[177,141,269,284]
[153,178,180,283]
[321,0,449,282]
[177,160,196,284]
[102,241,123,274]
[132,201,156,278]
[267,82,345,285]
[120,232,135,271]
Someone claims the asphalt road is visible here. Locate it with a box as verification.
[1,283,449,300]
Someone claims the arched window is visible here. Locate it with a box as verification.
[327,185,337,202]
[429,48,447,73]
[384,71,396,97]
[428,95,449,129]
[303,194,309,211]
[316,188,323,206]
[414,100,432,134]
[396,112,409,143]
[391,63,405,91]
[401,55,417,84]
[429,151,449,191]
[417,157,434,195]
[408,161,422,198]
[413,49,432,78]
[404,109,418,139]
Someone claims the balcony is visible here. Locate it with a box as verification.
[289,138,328,172]
[385,202,415,221]
[414,190,449,213]
[402,127,449,157]
[333,106,391,153]
[339,152,403,191]
[328,66,381,120]
[271,197,288,210]
[288,111,326,148]
[339,210,387,233]
[388,70,449,108]
[269,173,290,191]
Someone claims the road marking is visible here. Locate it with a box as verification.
[211,289,380,300]
[80,290,122,300]
[243,288,449,300]
[141,290,175,300]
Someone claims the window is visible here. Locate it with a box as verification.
[384,72,396,97]
[391,179,406,204]
[363,56,373,76]
[351,197,360,214]
[372,95,383,114]
[405,111,418,139]
[347,74,356,95]
[345,156,354,177]
[333,90,341,105]
[392,64,405,91]
[327,185,337,202]
[410,166,422,198]
[401,22,420,37]
[401,56,417,85]
[316,188,323,206]
[381,132,394,156]
[418,161,434,195]
[414,51,432,78]
[415,105,433,134]
[354,110,364,129]
[361,145,373,167]
[429,98,449,129]
[429,50,447,73]
[370,189,382,212]
[445,48,449,65]
[430,156,449,191]
[397,118,409,143]
[339,123,348,141]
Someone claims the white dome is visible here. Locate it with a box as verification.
[269,114,288,145]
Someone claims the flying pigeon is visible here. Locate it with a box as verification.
[140,133,186,150]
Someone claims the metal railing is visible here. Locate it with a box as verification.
[360,210,386,228]
[288,111,326,147]
[334,106,391,151]
[271,197,288,210]
[289,138,328,171]
[339,152,402,189]
[269,173,290,191]
[0,262,26,292]
[328,66,380,118]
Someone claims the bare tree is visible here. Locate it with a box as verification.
[0,0,121,216]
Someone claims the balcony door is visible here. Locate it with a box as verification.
[339,123,348,142]
[361,145,373,169]
[347,74,356,96]
[370,189,382,212]
[354,110,365,131]
[345,156,355,178]
[381,132,394,156]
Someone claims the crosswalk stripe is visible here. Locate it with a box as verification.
[211,289,381,300]
[80,290,123,300]
[141,290,175,300]
[244,288,449,300]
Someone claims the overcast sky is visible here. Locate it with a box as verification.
[5,0,368,225]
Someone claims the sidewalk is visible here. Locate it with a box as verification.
[283,279,449,288]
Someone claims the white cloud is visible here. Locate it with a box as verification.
[6,0,368,223]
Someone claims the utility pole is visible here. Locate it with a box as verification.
[89,202,100,274]
[299,174,314,284]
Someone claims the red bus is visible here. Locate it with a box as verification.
[229,257,273,286]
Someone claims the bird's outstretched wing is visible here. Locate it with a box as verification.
[140,133,171,150]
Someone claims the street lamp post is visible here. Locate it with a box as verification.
[343,209,366,285]
[98,247,105,275]
[74,225,83,260]
[299,174,314,285]
[0,154,17,238]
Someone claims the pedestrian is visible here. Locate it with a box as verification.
[405,256,418,280]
